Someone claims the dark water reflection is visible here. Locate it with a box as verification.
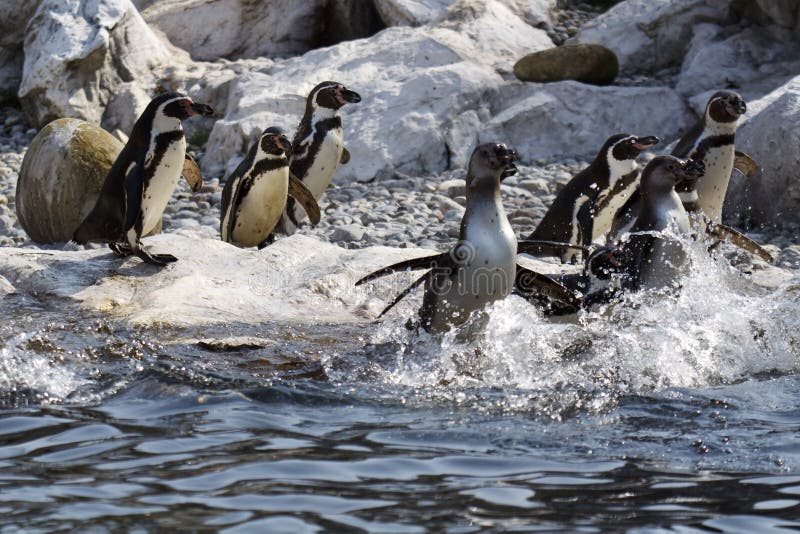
[1,303,800,531]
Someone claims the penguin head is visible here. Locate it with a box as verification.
[605,133,659,161]
[707,91,746,123]
[641,156,705,196]
[468,143,518,187]
[586,245,627,280]
[259,127,292,156]
[150,92,215,121]
[308,81,362,111]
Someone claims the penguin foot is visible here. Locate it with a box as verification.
[257,235,277,250]
[109,242,135,257]
[136,249,178,266]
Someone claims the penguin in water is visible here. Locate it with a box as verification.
[516,157,705,314]
[73,92,214,266]
[356,143,575,334]
[219,127,320,248]
[609,91,770,261]
[525,133,658,263]
[272,81,361,239]
[618,155,705,292]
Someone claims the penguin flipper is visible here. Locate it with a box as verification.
[340,147,350,165]
[706,222,773,263]
[733,150,759,178]
[355,253,448,286]
[123,162,145,233]
[288,173,321,225]
[377,271,430,318]
[182,153,204,192]
[514,264,581,311]
[517,240,591,256]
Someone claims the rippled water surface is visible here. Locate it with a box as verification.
[2,243,800,532]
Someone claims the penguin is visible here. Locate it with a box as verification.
[611,92,749,235]
[219,127,320,248]
[618,155,705,292]
[525,133,658,263]
[356,143,575,334]
[273,81,361,238]
[73,92,214,266]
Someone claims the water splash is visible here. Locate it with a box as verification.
[333,236,800,415]
[0,333,88,405]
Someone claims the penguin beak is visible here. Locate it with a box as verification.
[188,102,215,117]
[339,88,361,104]
[677,158,705,183]
[729,98,746,116]
[498,146,518,180]
[632,135,659,151]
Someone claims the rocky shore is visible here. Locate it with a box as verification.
[0,0,799,326]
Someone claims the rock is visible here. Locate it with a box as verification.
[481,81,692,164]
[752,0,800,31]
[570,0,731,74]
[725,75,800,228]
[438,179,466,197]
[374,0,555,28]
[676,24,800,99]
[20,0,179,129]
[140,0,324,61]
[514,44,618,85]
[203,3,552,181]
[0,234,439,326]
[0,0,41,99]
[332,224,366,243]
[16,119,122,243]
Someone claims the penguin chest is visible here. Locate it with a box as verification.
[694,144,734,222]
[302,128,343,199]
[593,172,640,241]
[426,214,516,332]
[140,137,186,235]
[232,168,290,247]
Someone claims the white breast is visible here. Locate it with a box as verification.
[231,167,289,247]
[291,127,343,223]
[140,136,186,235]
[426,201,517,332]
[694,144,734,222]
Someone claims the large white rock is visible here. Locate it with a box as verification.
[478,81,693,163]
[374,0,555,28]
[0,234,435,327]
[19,0,179,128]
[725,76,800,227]
[0,0,41,98]
[202,2,553,181]
[570,0,730,73]
[676,23,800,99]
[140,0,325,61]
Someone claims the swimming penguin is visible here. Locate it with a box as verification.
[609,92,769,261]
[273,81,361,238]
[619,155,705,292]
[73,92,214,266]
[219,127,320,248]
[525,133,658,263]
[356,143,575,334]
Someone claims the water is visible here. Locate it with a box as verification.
[1,241,800,532]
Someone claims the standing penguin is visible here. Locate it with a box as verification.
[619,155,704,291]
[73,92,214,266]
[219,127,320,248]
[525,133,658,263]
[273,81,361,237]
[611,92,750,236]
[356,144,574,334]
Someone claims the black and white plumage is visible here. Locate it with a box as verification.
[274,81,361,237]
[525,133,658,263]
[356,144,576,334]
[611,91,747,238]
[73,92,214,266]
[618,156,704,292]
[219,127,320,248]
